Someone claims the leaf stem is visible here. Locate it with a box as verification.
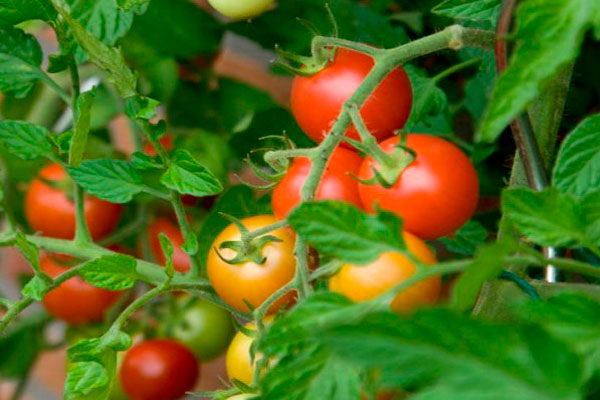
[73,184,93,244]
[432,57,482,84]
[38,71,72,106]
[170,192,202,277]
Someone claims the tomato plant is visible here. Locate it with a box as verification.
[291,48,412,143]
[119,339,199,400]
[357,134,479,240]
[41,254,121,325]
[24,163,122,240]
[207,215,296,313]
[2,1,600,400]
[272,146,363,219]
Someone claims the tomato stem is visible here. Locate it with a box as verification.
[73,184,93,244]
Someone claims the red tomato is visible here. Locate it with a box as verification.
[357,134,479,240]
[24,164,122,240]
[207,215,296,313]
[291,48,412,143]
[271,147,364,219]
[143,135,174,156]
[120,339,199,400]
[147,217,190,273]
[329,232,441,313]
[41,254,121,325]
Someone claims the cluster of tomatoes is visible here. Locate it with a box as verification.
[21,46,479,400]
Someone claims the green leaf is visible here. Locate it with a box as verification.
[404,66,448,128]
[552,114,600,198]
[131,151,162,170]
[65,361,109,396]
[479,0,595,142]
[0,120,54,160]
[66,0,133,47]
[320,309,584,400]
[432,0,502,21]
[69,88,96,167]
[0,0,56,25]
[0,26,44,98]
[14,232,40,272]
[116,0,149,12]
[160,149,223,197]
[182,231,199,256]
[68,159,146,203]
[21,275,50,301]
[124,95,159,121]
[0,312,47,379]
[451,236,517,311]
[440,220,488,256]
[288,201,406,265]
[502,187,586,247]
[79,255,138,290]
[52,0,137,98]
[581,190,600,246]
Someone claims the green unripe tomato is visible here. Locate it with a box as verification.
[173,298,235,360]
[228,395,256,400]
[207,0,275,19]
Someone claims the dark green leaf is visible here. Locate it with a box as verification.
[405,65,447,127]
[0,120,54,160]
[288,201,405,265]
[69,88,96,167]
[0,0,56,25]
[552,114,600,198]
[0,26,44,98]
[79,254,138,290]
[581,190,600,245]
[432,0,501,21]
[440,220,488,256]
[53,0,137,97]
[66,0,133,47]
[0,313,47,379]
[68,159,146,203]
[480,0,595,142]
[502,188,586,247]
[116,0,149,12]
[131,151,163,170]
[160,149,223,197]
[452,236,517,311]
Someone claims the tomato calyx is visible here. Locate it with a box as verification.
[214,214,283,265]
[274,44,335,77]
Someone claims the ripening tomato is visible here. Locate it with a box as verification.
[271,147,364,219]
[207,0,274,19]
[226,318,273,386]
[25,163,122,240]
[143,135,174,156]
[148,217,190,273]
[329,232,441,313]
[291,48,412,143]
[41,254,121,325]
[207,215,296,313]
[120,339,199,400]
[357,134,479,240]
[173,297,235,360]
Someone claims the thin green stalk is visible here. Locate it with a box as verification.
[432,57,482,84]
[245,220,288,240]
[38,71,72,106]
[170,192,202,277]
[68,55,81,99]
[73,185,92,244]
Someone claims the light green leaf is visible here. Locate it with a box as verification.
[158,233,174,278]
[433,0,501,21]
[52,0,137,97]
[288,201,406,265]
[68,159,146,203]
[0,120,54,160]
[69,88,96,167]
[552,114,600,198]
[502,187,586,247]
[581,190,600,246]
[0,0,56,25]
[79,255,138,290]
[124,95,159,121]
[14,232,40,273]
[160,149,223,197]
[21,275,49,301]
[66,0,133,46]
[116,0,149,12]
[182,231,199,256]
[440,220,488,256]
[0,26,44,98]
[480,0,595,142]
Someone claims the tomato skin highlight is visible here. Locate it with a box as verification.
[120,339,199,400]
[148,217,191,273]
[41,254,121,325]
[207,0,274,19]
[291,48,412,143]
[329,232,441,313]
[357,134,479,240]
[207,215,296,313]
[172,297,235,360]
[25,163,122,240]
[272,147,364,219]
